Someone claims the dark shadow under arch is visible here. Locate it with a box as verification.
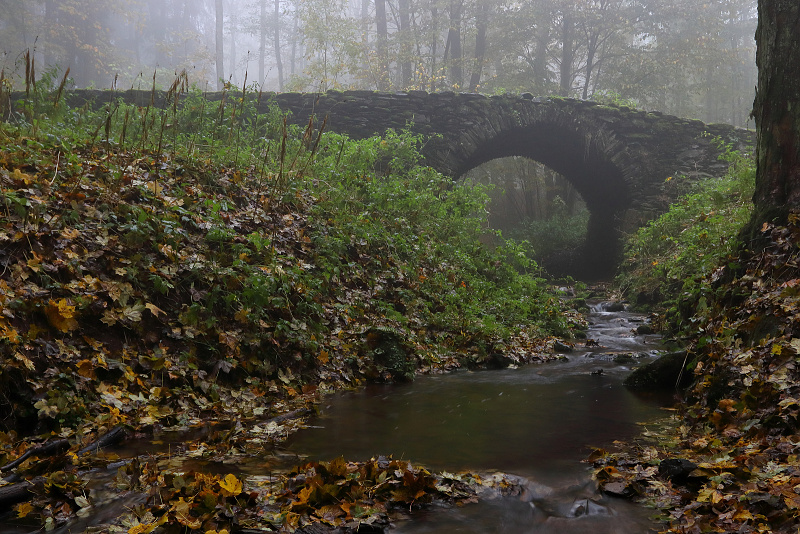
[455,124,631,280]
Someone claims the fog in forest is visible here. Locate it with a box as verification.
[1,0,756,126]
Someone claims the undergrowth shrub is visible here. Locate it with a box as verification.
[509,209,590,260]
[308,129,570,339]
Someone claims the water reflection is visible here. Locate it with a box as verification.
[286,304,671,533]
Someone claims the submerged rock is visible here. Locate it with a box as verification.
[553,340,574,353]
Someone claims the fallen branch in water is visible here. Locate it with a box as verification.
[0,477,44,508]
[0,440,69,472]
[77,426,126,456]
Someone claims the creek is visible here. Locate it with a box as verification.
[284,302,673,533]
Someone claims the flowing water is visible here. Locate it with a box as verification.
[285,302,673,533]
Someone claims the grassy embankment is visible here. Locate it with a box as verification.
[0,75,584,531]
[605,142,800,532]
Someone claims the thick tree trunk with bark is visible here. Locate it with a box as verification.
[750,0,800,227]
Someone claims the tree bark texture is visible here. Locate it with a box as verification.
[752,0,800,221]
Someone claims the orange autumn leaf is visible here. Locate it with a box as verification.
[76,359,96,378]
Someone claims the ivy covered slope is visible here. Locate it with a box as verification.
[0,91,578,439]
[602,152,800,531]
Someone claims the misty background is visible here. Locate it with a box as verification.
[1,0,756,127]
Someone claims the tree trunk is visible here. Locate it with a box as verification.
[447,0,463,89]
[469,0,488,92]
[750,0,800,225]
[274,0,284,91]
[430,4,438,92]
[215,0,224,89]
[559,10,574,97]
[259,0,267,86]
[533,21,549,94]
[375,0,389,90]
[43,0,55,70]
[582,36,596,100]
[398,0,412,89]
[290,8,299,77]
[229,2,237,85]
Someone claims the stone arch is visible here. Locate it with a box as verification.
[450,116,636,280]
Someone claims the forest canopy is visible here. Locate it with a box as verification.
[0,0,756,126]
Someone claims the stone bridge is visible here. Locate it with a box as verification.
[273,91,754,278]
[52,89,756,278]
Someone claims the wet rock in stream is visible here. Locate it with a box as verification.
[599,301,626,312]
[624,351,693,390]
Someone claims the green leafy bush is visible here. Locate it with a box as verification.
[307,129,572,340]
[509,209,590,260]
[617,145,754,310]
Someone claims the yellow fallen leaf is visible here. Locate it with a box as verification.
[219,473,242,496]
[60,228,80,239]
[234,308,251,323]
[16,502,34,518]
[44,299,78,332]
[76,359,96,378]
[2,321,21,344]
[12,168,33,184]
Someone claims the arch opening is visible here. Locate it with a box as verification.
[463,157,590,271]
[456,124,631,280]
